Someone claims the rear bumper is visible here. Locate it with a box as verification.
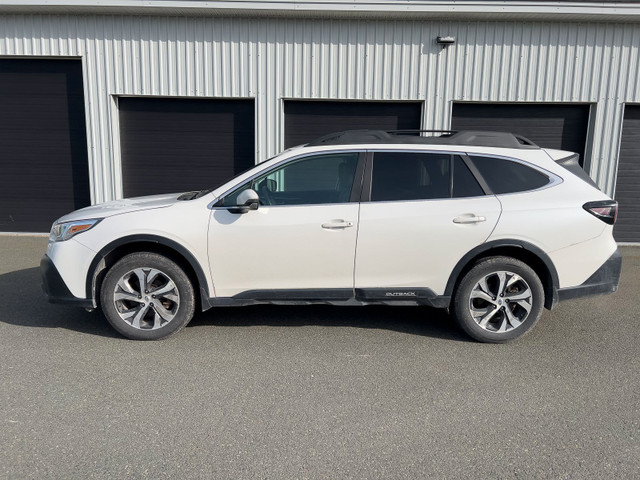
[41,255,93,308]
[557,249,622,302]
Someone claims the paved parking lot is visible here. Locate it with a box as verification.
[1,235,639,479]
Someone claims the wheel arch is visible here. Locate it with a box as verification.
[86,235,212,311]
[444,240,560,310]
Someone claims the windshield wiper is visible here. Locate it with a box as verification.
[177,189,213,201]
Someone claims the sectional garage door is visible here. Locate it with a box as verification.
[119,97,255,197]
[613,106,640,242]
[0,59,91,232]
[451,103,591,165]
[284,101,422,148]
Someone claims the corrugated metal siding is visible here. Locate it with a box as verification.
[0,14,638,202]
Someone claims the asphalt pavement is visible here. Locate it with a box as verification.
[1,235,639,479]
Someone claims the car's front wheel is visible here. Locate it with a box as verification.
[100,252,195,340]
[451,256,544,343]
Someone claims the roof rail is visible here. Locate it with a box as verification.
[306,129,539,149]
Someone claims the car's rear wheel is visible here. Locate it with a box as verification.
[451,256,544,343]
[100,252,195,340]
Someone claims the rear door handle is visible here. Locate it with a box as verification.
[321,220,354,229]
[453,214,486,224]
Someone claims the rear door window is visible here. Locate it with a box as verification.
[371,152,452,201]
[452,156,485,198]
[370,152,485,201]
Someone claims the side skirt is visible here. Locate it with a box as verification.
[207,288,451,308]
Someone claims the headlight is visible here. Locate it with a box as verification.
[49,219,102,242]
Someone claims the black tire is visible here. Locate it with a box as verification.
[100,252,196,340]
[451,256,544,343]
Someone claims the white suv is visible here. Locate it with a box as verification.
[41,130,621,342]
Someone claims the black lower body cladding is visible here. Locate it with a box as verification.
[557,250,622,302]
[41,255,93,308]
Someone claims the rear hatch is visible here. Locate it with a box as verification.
[544,149,618,225]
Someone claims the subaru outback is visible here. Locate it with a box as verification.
[41,130,621,342]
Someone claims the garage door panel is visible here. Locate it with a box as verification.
[0,59,91,232]
[613,105,640,242]
[284,101,422,148]
[451,103,590,163]
[119,97,254,198]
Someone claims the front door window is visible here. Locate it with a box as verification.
[222,153,359,207]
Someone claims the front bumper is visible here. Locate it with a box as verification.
[41,255,93,308]
[557,249,622,302]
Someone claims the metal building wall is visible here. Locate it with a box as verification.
[0,14,638,202]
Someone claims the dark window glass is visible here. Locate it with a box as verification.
[252,153,359,205]
[471,156,550,194]
[371,152,451,201]
[220,181,251,207]
[452,156,484,198]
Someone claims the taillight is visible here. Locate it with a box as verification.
[583,200,618,225]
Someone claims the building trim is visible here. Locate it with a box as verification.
[1,1,640,22]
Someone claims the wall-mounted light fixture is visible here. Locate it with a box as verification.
[436,36,456,49]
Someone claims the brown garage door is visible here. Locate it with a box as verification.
[284,101,422,148]
[119,97,255,198]
[614,106,640,242]
[452,103,591,165]
[0,59,91,232]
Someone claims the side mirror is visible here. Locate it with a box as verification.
[228,189,259,214]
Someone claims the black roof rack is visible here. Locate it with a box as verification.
[306,129,539,149]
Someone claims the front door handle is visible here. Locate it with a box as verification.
[453,214,486,224]
[321,220,354,229]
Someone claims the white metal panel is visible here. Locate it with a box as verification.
[355,195,501,294]
[209,203,360,297]
[1,14,639,203]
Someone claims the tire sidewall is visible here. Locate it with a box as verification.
[452,257,545,343]
[100,252,195,340]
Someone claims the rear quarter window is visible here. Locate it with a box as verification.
[470,156,550,194]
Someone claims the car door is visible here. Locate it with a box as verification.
[354,150,502,300]
[208,151,364,299]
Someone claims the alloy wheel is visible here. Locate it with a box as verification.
[112,267,180,330]
[468,271,533,333]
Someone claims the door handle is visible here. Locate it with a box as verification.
[453,214,486,224]
[321,220,354,229]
